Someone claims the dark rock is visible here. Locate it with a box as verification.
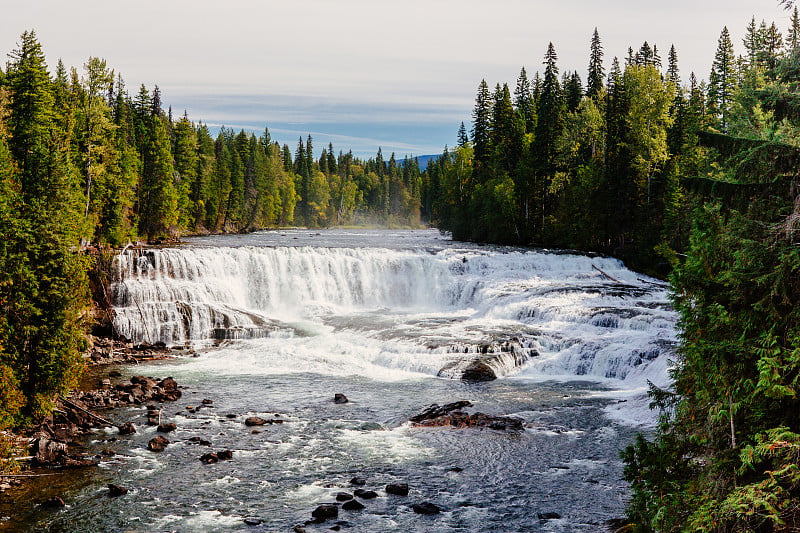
[412,502,441,515]
[412,409,524,431]
[409,401,472,423]
[243,518,262,526]
[107,483,128,497]
[333,393,348,404]
[336,492,353,501]
[157,423,177,433]
[447,467,463,473]
[147,435,169,452]
[202,399,213,405]
[41,496,66,509]
[461,360,497,382]
[131,375,158,389]
[293,527,307,533]
[342,499,365,511]
[108,370,122,377]
[146,416,159,427]
[32,438,67,466]
[226,414,237,419]
[200,453,218,464]
[538,512,561,520]
[330,526,341,531]
[99,378,112,389]
[385,483,409,496]
[199,439,212,446]
[244,416,267,426]
[311,504,339,520]
[353,489,378,499]
[216,450,233,460]
[349,477,366,486]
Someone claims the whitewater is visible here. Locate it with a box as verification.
[15,229,677,532]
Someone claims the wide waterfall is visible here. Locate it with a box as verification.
[110,231,676,386]
[19,230,680,532]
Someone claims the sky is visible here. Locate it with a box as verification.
[0,0,791,158]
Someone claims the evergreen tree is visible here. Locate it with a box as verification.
[514,67,536,132]
[471,79,492,178]
[457,121,469,146]
[586,28,605,99]
[708,26,737,130]
[788,7,800,51]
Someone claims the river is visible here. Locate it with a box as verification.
[3,229,676,532]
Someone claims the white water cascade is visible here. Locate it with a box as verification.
[110,239,677,387]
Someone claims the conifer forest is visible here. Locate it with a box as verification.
[2,2,800,530]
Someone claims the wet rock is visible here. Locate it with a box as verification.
[202,399,213,405]
[32,438,68,466]
[460,360,497,382]
[385,483,409,496]
[131,375,158,389]
[412,502,441,515]
[538,512,561,520]
[147,435,169,452]
[412,408,524,431]
[216,450,233,460]
[41,496,66,508]
[330,526,341,532]
[311,504,339,520]
[349,477,366,486]
[243,518,262,526]
[99,378,112,389]
[108,370,122,377]
[409,401,472,423]
[354,489,378,499]
[226,414,237,419]
[107,484,128,497]
[342,499,365,511]
[293,526,307,533]
[336,492,353,501]
[157,423,177,433]
[244,416,267,426]
[333,393,348,404]
[200,453,218,464]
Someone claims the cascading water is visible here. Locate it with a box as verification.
[12,230,680,532]
[110,231,676,388]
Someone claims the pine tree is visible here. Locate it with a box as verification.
[667,45,680,86]
[138,115,178,240]
[743,17,762,68]
[586,28,605,99]
[457,121,469,146]
[471,79,492,177]
[708,26,737,130]
[565,71,583,111]
[514,67,536,132]
[788,7,800,51]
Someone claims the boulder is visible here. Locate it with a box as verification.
[244,416,267,426]
[333,393,348,404]
[200,453,218,464]
[216,450,233,460]
[341,499,365,511]
[538,512,561,520]
[385,483,409,496]
[117,422,136,435]
[41,496,66,508]
[349,477,366,486]
[107,484,128,497]
[409,401,472,423]
[311,504,339,521]
[336,492,353,502]
[460,360,497,382]
[157,423,177,433]
[354,489,378,499]
[32,438,68,466]
[147,436,169,452]
[243,518,262,526]
[412,502,441,515]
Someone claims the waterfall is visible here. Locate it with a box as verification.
[110,244,676,385]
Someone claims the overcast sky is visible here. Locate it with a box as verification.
[1,0,790,157]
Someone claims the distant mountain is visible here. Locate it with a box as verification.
[396,154,441,169]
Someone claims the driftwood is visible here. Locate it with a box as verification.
[592,264,622,284]
[59,397,114,427]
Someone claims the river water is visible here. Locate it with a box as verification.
[3,229,676,532]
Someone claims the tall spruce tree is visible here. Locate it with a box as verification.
[586,28,605,99]
[708,26,737,130]
[471,79,492,178]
